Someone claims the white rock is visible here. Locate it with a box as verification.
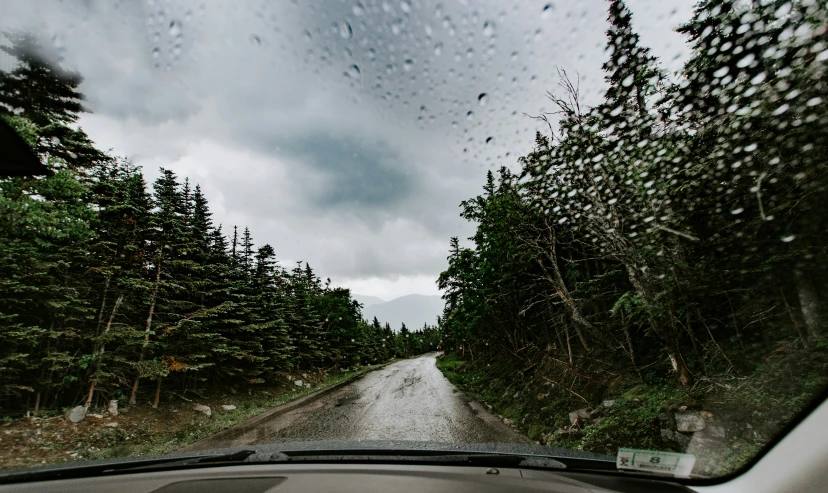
[65,406,87,423]
[603,399,616,407]
[193,404,212,417]
[220,405,237,411]
[108,400,119,416]
[675,411,705,432]
[103,422,119,428]
[88,413,104,419]
[569,408,591,426]
[294,380,303,387]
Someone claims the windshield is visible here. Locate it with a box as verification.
[1,0,827,482]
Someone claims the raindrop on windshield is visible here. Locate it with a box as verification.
[482,21,495,38]
[339,22,353,40]
[152,47,160,58]
[478,93,488,106]
[466,110,474,120]
[433,42,443,56]
[168,20,181,37]
[485,136,494,144]
[400,0,412,13]
[541,3,553,19]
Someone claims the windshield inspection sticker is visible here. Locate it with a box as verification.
[616,448,696,478]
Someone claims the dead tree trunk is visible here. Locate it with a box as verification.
[130,250,163,405]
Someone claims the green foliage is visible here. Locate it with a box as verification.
[0,34,441,416]
[435,0,828,473]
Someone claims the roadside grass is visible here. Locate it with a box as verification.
[90,363,388,461]
[1,362,392,470]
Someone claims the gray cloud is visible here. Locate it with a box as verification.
[1,0,693,296]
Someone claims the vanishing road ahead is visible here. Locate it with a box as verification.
[188,353,527,450]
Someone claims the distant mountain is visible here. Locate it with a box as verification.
[352,294,386,307]
[362,294,444,331]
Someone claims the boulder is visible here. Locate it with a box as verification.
[220,404,237,411]
[193,404,212,417]
[675,411,705,432]
[569,408,591,426]
[294,380,303,387]
[108,400,119,416]
[65,406,87,423]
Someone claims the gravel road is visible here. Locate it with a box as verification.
[187,352,527,450]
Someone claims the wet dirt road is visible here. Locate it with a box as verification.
[188,353,527,450]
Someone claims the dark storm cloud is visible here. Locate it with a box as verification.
[278,133,414,209]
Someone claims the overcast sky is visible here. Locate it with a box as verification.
[1,0,692,299]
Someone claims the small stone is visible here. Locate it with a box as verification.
[513,392,519,398]
[592,417,605,425]
[65,406,87,423]
[87,414,104,419]
[108,400,119,416]
[294,380,303,387]
[193,404,211,417]
[675,411,705,432]
[700,410,714,421]
[602,399,615,407]
[220,404,237,411]
[569,408,591,426]
[746,423,753,429]
[305,383,311,388]
[503,418,513,426]
[103,422,119,428]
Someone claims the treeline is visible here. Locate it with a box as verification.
[439,0,828,391]
[0,33,439,415]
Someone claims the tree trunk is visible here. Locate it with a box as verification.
[152,379,162,409]
[130,251,163,405]
[795,267,822,338]
[85,294,124,408]
[625,264,694,386]
[537,258,591,351]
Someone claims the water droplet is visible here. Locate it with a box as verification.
[541,4,553,19]
[466,110,474,120]
[345,64,361,82]
[404,59,414,71]
[152,47,160,58]
[385,64,395,74]
[485,136,494,144]
[482,21,495,37]
[478,93,488,106]
[304,30,313,40]
[433,42,443,56]
[352,1,365,16]
[168,20,181,37]
[250,34,262,46]
[425,24,433,37]
[400,0,412,13]
[339,22,353,39]
[781,235,796,243]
